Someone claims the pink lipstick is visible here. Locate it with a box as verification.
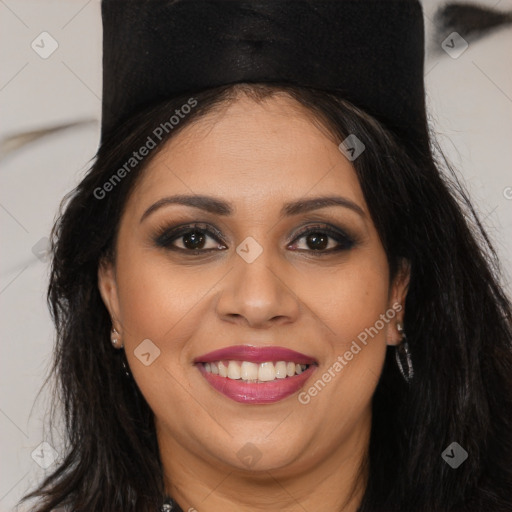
[194,345,318,404]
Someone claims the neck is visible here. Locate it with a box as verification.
[158,412,371,512]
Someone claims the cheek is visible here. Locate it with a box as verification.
[313,251,391,346]
[114,241,204,343]
[342,263,390,332]
[113,244,204,410]
[298,251,392,413]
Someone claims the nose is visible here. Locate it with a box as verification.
[215,246,301,329]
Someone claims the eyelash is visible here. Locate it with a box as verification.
[153,222,357,255]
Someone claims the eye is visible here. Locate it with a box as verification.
[154,223,227,253]
[288,224,356,253]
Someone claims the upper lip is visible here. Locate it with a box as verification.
[194,345,318,365]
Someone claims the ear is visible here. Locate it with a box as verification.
[97,257,122,332]
[386,259,410,346]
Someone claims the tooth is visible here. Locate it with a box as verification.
[208,360,308,380]
[275,361,287,379]
[218,361,228,377]
[227,361,241,380]
[258,362,276,381]
[241,361,259,381]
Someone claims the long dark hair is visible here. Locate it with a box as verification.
[19,82,512,511]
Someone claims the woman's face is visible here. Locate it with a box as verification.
[99,93,408,480]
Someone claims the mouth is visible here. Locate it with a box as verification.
[194,345,318,404]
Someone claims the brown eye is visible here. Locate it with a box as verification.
[304,232,330,251]
[154,223,226,252]
[289,225,356,253]
[180,230,207,250]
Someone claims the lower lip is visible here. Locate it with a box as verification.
[197,364,317,404]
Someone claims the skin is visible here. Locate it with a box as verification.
[98,92,409,512]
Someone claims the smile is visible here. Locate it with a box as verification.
[194,345,318,404]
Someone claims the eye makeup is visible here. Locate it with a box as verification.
[150,219,359,256]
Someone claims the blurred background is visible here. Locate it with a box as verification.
[0,1,511,510]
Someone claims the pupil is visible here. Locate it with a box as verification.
[307,233,328,250]
[184,231,205,249]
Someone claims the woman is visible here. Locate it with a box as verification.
[20,0,512,511]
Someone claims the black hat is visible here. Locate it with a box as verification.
[101,0,429,160]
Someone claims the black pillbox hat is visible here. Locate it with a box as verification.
[101,0,429,159]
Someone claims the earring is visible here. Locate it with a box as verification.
[395,322,414,383]
[121,359,132,378]
[110,327,122,348]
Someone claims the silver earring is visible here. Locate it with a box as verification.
[110,327,122,348]
[121,359,132,378]
[395,323,414,383]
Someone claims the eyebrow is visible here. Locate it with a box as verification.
[140,194,366,223]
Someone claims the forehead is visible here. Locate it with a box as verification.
[128,94,368,216]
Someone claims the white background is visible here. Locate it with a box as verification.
[1,1,511,510]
